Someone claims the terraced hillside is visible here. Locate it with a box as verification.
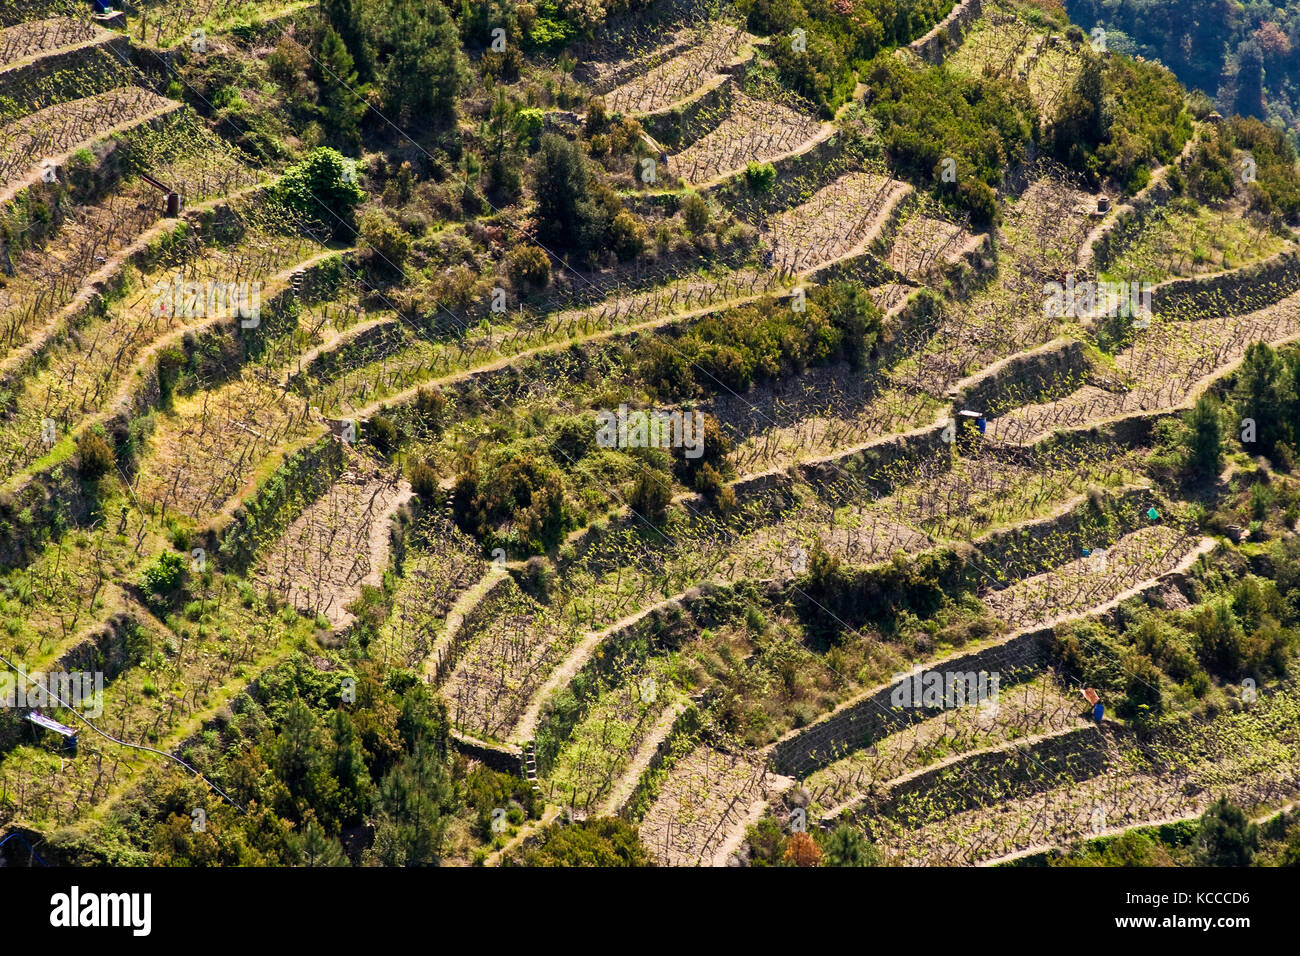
[1,0,1299,874]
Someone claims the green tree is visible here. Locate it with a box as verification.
[287,817,349,866]
[321,0,374,81]
[76,429,115,480]
[270,147,366,239]
[1195,797,1258,866]
[367,747,455,865]
[1234,341,1285,455]
[317,27,369,147]
[682,191,710,234]
[529,132,611,250]
[272,699,344,828]
[481,88,530,198]
[821,825,878,866]
[1185,393,1223,478]
[141,551,185,595]
[376,0,469,125]
[504,817,652,866]
[327,708,373,825]
[1046,50,1109,170]
[628,469,672,525]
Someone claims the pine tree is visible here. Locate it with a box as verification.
[318,26,368,147]
[1234,341,1284,454]
[1186,393,1223,479]
[378,0,469,126]
[321,0,374,82]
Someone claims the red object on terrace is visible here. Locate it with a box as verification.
[1082,688,1100,706]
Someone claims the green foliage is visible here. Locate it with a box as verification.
[744,814,789,866]
[1064,0,1300,147]
[464,765,541,838]
[359,209,412,274]
[1051,827,1179,866]
[820,824,879,866]
[1189,595,1290,681]
[682,192,711,234]
[482,88,533,199]
[156,345,187,411]
[628,469,672,524]
[1185,394,1224,479]
[75,430,115,481]
[95,659,485,866]
[864,57,1034,226]
[1229,116,1300,220]
[367,414,399,455]
[1195,797,1259,866]
[520,0,582,52]
[744,160,777,192]
[142,551,185,596]
[1046,52,1192,191]
[322,0,376,82]
[740,0,956,114]
[529,133,632,256]
[503,817,653,866]
[1232,341,1294,457]
[798,543,965,636]
[1183,121,1237,202]
[269,147,366,240]
[1096,57,1192,189]
[768,21,854,117]
[453,448,568,554]
[368,0,469,124]
[409,460,440,500]
[317,26,369,146]
[506,244,552,289]
[638,282,883,400]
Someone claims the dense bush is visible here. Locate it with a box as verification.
[506,244,552,289]
[269,147,366,239]
[1229,117,1300,220]
[141,551,185,596]
[324,0,469,124]
[740,0,955,114]
[1064,0,1300,145]
[530,133,641,259]
[865,57,1035,225]
[797,544,965,636]
[638,282,883,400]
[1046,52,1192,191]
[453,448,568,554]
[359,209,413,274]
[502,817,653,866]
[76,429,115,481]
[628,469,673,524]
[745,160,777,192]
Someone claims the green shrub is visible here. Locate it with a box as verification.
[410,461,439,500]
[502,817,652,866]
[269,147,365,239]
[368,414,399,455]
[506,244,551,289]
[745,161,777,192]
[76,430,115,481]
[865,56,1033,224]
[142,552,186,596]
[453,449,568,554]
[628,469,672,524]
[682,192,710,234]
[359,210,412,274]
